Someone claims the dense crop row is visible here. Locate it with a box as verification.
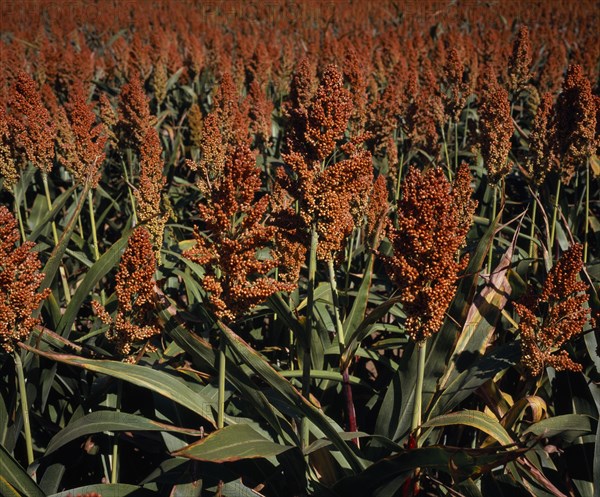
[1,1,599,496]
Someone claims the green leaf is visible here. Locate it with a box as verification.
[218,321,366,473]
[342,254,374,339]
[341,296,403,370]
[48,483,157,497]
[173,424,294,462]
[0,443,44,497]
[162,311,295,444]
[333,445,528,495]
[37,183,91,310]
[27,184,77,242]
[45,410,204,454]
[55,229,132,338]
[437,223,519,392]
[422,410,515,447]
[523,414,594,442]
[21,345,221,428]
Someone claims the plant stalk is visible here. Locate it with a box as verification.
[328,260,359,445]
[528,189,538,260]
[584,160,589,263]
[42,172,72,303]
[14,352,34,466]
[15,199,26,242]
[110,380,122,484]
[440,121,453,181]
[301,223,318,452]
[549,179,561,256]
[218,335,226,429]
[88,190,101,262]
[487,184,497,275]
[411,340,427,441]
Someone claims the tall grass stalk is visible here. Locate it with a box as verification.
[110,380,122,484]
[217,337,226,429]
[549,178,561,255]
[301,223,318,452]
[440,122,453,181]
[328,259,358,445]
[487,184,497,274]
[584,160,589,263]
[528,189,538,259]
[15,199,26,242]
[42,172,72,303]
[412,340,427,441]
[14,352,33,466]
[122,158,138,224]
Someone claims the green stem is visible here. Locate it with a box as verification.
[411,340,427,441]
[528,190,538,260]
[395,151,404,205]
[14,352,34,466]
[42,172,72,304]
[328,260,359,445]
[440,122,453,181]
[549,179,561,256]
[454,120,459,171]
[73,189,85,241]
[110,380,122,484]
[15,199,26,242]
[584,160,589,263]
[487,185,497,275]
[88,190,100,262]
[122,158,138,224]
[42,173,59,246]
[327,259,345,351]
[301,223,318,452]
[217,336,226,429]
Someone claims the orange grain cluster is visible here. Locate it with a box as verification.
[385,164,476,342]
[0,107,17,190]
[507,26,532,93]
[118,75,167,252]
[476,72,514,184]
[184,144,293,322]
[92,226,160,359]
[553,64,597,185]
[527,92,558,185]
[7,72,56,174]
[0,206,50,353]
[56,82,107,188]
[275,62,374,264]
[515,244,594,377]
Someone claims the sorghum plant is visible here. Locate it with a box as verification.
[515,243,594,377]
[384,164,476,342]
[92,226,161,360]
[0,205,50,353]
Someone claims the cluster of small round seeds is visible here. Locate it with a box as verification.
[384,165,475,342]
[476,71,514,184]
[0,206,50,353]
[515,244,593,377]
[553,64,597,185]
[92,227,160,359]
[9,72,56,174]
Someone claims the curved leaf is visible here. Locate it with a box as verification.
[173,424,294,462]
[37,183,91,309]
[0,443,44,497]
[422,410,515,447]
[48,483,156,497]
[22,345,222,427]
[218,321,366,473]
[523,414,593,442]
[46,410,203,454]
[55,229,132,338]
